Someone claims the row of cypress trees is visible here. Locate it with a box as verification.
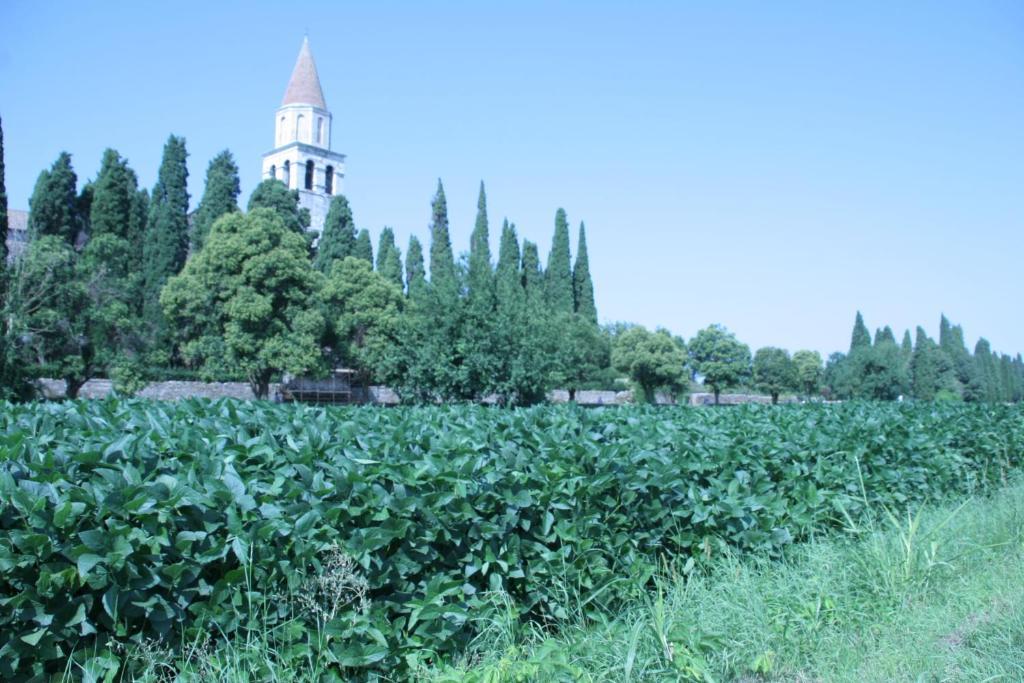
[825,312,1023,402]
[307,179,603,402]
[1,124,606,401]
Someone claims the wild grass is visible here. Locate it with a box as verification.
[108,479,1024,682]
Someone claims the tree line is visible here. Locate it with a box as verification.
[1,122,1021,405]
[0,130,609,403]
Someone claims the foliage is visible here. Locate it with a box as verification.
[247,179,310,236]
[320,256,404,383]
[849,311,871,353]
[1,400,1021,680]
[353,228,373,265]
[911,327,956,401]
[160,209,325,397]
[753,347,796,404]
[375,227,403,288]
[405,235,426,299]
[612,325,687,403]
[27,152,80,245]
[544,208,574,315]
[688,324,751,404]
[792,350,823,398]
[548,313,611,401]
[0,115,6,265]
[142,135,190,348]
[314,194,357,273]
[572,222,597,324]
[190,150,240,251]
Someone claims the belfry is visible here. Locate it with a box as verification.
[261,37,346,235]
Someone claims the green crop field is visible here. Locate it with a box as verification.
[1,400,1022,680]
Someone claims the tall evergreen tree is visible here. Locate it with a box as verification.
[911,327,956,400]
[191,150,240,251]
[849,311,871,353]
[248,179,310,235]
[354,228,373,265]
[87,149,145,324]
[466,181,494,306]
[89,149,135,241]
[901,330,913,357]
[142,135,190,345]
[0,116,7,266]
[376,227,403,288]
[405,235,426,300]
[428,179,457,295]
[521,240,544,301]
[572,221,597,323]
[973,339,999,402]
[27,152,79,245]
[873,326,896,346]
[462,182,497,397]
[545,208,574,314]
[314,194,357,272]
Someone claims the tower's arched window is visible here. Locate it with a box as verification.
[325,166,334,195]
[316,117,324,144]
[269,164,276,180]
[279,116,286,145]
[282,160,291,187]
[296,114,306,142]
[304,160,315,190]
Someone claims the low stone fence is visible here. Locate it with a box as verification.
[36,379,788,407]
[38,379,279,401]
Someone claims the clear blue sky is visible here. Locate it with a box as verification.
[2,1,1022,357]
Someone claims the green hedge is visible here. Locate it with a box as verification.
[1,400,1021,678]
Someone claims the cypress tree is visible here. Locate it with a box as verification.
[142,135,190,339]
[428,179,457,295]
[462,182,497,397]
[129,188,148,265]
[973,339,998,402]
[849,311,871,353]
[248,179,310,234]
[89,149,135,241]
[521,240,543,301]
[911,327,956,400]
[191,150,240,251]
[901,330,913,356]
[314,194,356,272]
[572,221,597,323]
[27,152,79,245]
[354,228,373,265]
[0,116,7,266]
[376,227,403,287]
[406,235,426,299]
[496,219,522,296]
[873,326,896,346]
[938,315,954,353]
[467,181,494,306]
[545,208,574,314]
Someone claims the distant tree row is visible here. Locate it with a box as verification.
[1,121,1020,405]
[823,312,1023,402]
[608,323,823,405]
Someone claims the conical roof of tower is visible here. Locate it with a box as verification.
[282,37,327,109]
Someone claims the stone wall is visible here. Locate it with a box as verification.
[35,378,788,407]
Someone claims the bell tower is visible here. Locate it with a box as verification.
[261,37,346,235]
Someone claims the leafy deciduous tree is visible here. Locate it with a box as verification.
[160,208,325,398]
[753,346,796,404]
[689,324,751,404]
[612,325,687,403]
